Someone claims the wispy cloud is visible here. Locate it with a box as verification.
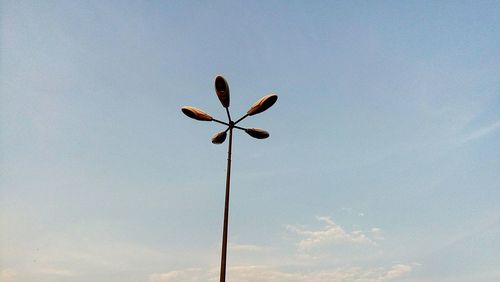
[1,218,168,281]
[149,268,205,282]
[229,243,270,252]
[459,119,500,144]
[150,264,414,282]
[37,267,76,277]
[148,215,413,282]
[149,271,182,282]
[384,264,413,280]
[224,264,413,282]
[286,216,381,250]
[0,269,17,282]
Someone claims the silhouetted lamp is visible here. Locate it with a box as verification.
[181,75,277,282]
[247,94,278,116]
[215,75,230,108]
[245,128,269,139]
[211,131,227,144]
[181,106,213,121]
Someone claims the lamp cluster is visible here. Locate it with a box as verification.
[181,75,278,143]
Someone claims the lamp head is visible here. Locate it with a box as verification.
[245,128,270,139]
[181,106,213,121]
[215,75,230,108]
[247,94,278,116]
[211,131,227,144]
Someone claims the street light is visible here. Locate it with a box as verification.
[181,75,278,282]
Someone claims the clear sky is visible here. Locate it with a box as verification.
[1,1,499,281]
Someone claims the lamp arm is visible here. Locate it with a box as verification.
[212,119,230,126]
[225,108,232,123]
[233,125,246,131]
[233,114,249,125]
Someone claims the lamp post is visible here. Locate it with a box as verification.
[181,75,278,282]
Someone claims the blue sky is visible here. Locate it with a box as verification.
[1,1,499,281]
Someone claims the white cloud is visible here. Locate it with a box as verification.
[384,264,413,280]
[370,228,384,240]
[286,216,380,250]
[229,243,270,252]
[149,271,182,282]
[150,264,414,282]
[130,216,413,281]
[149,268,205,282]
[3,214,409,282]
[37,267,76,277]
[149,270,188,282]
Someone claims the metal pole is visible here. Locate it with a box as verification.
[220,125,233,282]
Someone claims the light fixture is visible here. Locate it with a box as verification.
[181,75,278,282]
